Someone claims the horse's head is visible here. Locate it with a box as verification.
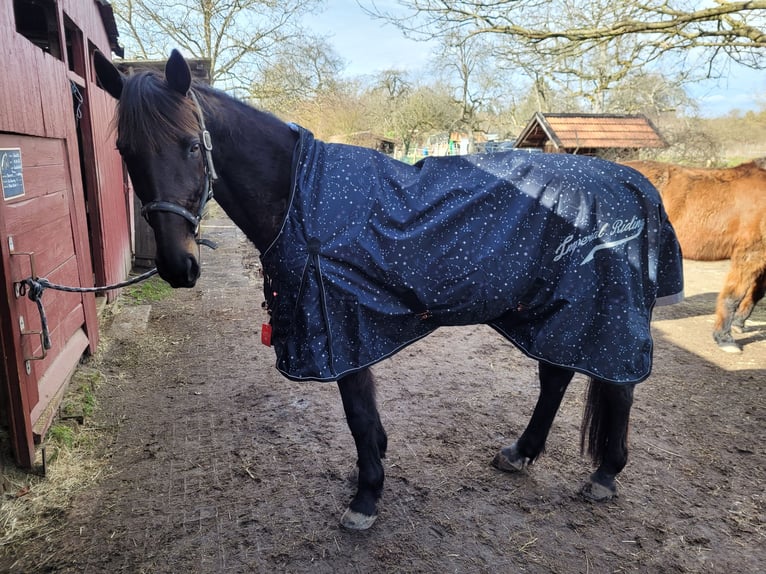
[94,49,214,288]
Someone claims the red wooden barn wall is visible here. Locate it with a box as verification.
[0,1,131,467]
[63,0,133,296]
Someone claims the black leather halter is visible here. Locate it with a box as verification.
[140,90,218,249]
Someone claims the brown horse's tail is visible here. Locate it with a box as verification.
[579,378,633,467]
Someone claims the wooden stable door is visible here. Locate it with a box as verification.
[0,134,91,466]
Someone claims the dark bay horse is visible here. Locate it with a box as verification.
[95,50,683,530]
[625,160,766,352]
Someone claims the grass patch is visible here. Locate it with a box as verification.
[46,425,75,449]
[121,274,173,305]
[60,367,103,422]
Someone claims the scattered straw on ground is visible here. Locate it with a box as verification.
[0,426,111,559]
[0,329,122,566]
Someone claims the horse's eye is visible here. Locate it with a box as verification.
[190,142,201,154]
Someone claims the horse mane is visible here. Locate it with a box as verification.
[116,70,200,153]
[715,157,766,181]
[735,157,766,173]
[115,67,292,160]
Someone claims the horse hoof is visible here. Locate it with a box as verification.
[340,507,377,530]
[492,444,529,473]
[714,332,742,353]
[581,479,616,501]
[718,341,743,353]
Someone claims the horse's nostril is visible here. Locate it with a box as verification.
[155,252,200,288]
[187,254,201,284]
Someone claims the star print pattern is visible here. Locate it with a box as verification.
[261,127,683,383]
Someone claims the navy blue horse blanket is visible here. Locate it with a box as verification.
[260,127,683,384]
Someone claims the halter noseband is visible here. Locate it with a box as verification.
[140,89,218,249]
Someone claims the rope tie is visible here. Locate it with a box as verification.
[19,268,159,352]
[24,279,51,350]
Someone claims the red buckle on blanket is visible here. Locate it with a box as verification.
[261,323,272,346]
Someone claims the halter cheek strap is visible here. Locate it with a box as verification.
[140,89,218,249]
[189,90,219,183]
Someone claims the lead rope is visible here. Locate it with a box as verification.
[19,268,159,350]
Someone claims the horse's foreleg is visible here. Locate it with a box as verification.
[714,291,744,352]
[493,362,573,472]
[580,379,635,501]
[732,270,766,332]
[337,368,387,530]
[714,256,765,352]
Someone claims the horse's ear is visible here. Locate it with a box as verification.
[93,50,124,100]
[165,49,192,96]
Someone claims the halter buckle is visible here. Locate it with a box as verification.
[202,130,213,151]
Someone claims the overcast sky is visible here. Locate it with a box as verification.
[309,1,764,118]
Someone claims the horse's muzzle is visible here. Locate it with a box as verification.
[157,252,201,288]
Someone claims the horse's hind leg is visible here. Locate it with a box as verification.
[337,368,387,530]
[580,379,635,501]
[493,362,573,472]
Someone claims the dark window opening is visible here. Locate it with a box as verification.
[64,15,84,76]
[89,41,101,87]
[13,0,62,60]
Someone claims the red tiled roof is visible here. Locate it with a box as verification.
[515,113,667,150]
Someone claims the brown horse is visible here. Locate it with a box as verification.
[625,159,766,352]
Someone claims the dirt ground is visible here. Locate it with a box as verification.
[2,210,764,573]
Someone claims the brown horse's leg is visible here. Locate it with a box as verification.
[714,291,742,351]
[714,254,766,352]
[732,270,766,332]
[337,368,387,530]
[492,362,573,472]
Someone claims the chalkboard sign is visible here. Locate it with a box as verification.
[1,148,25,200]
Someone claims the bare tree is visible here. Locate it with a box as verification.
[372,1,765,65]
[111,0,323,90]
[433,33,506,129]
[251,37,345,112]
[363,72,462,155]
[367,1,766,105]
[605,72,694,118]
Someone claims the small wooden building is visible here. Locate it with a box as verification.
[514,113,667,159]
[116,57,211,83]
[422,131,481,157]
[1,1,129,467]
[328,132,397,156]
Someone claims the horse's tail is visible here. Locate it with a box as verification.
[579,377,627,466]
